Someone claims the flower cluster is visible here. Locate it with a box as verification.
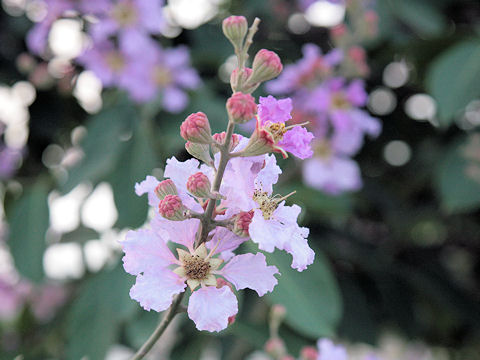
[121,16,315,334]
[25,0,200,111]
[266,1,381,195]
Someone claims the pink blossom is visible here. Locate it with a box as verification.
[121,224,279,332]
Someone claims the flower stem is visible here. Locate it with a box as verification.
[130,292,185,360]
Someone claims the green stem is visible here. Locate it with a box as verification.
[130,292,185,360]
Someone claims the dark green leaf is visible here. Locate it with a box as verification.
[250,245,342,338]
[391,0,446,37]
[66,263,136,360]
[110,121,157,228]
[7,180,49,282]
[435,136,480,213]
[426,39,480,125]
[62,102,135,193]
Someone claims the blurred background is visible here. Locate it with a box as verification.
[0,0,480,359]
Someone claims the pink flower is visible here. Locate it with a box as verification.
[316,339,347,360]
[121,222,279,332]
[244,96,314,159]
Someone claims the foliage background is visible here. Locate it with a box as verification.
[0,0,480,359]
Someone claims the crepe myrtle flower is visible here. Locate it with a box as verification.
[221,152,315,271]
[121,220,279,332]
[89,0,165,56]
[124,42,201,111]
[267,44,343,95]
[241,95,314,159]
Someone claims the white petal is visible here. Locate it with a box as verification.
[187,286,238,332]
[221,253,279,296]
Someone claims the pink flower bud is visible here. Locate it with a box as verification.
[222,16,248,49]
[300,346,318,360]
[230,67,258,93]
[158,194,186,221]
[239,123,275,157]
[226,92,257,124]
[348,46,366,63]
[233,210,254,237]
[265,338,286,358]
[212,132,241,153]
[331,24,347,38]
[186,172,211,198]
[185,141,213,165]
[154,179,178,200]
[281,356,295,360]
[228,314,236,326]
[16,53,36,74]
[249,49,283,84]
[180,112,212,144]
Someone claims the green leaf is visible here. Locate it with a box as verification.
[390,0,446,37]
[435,136,480,213]
[426,39,480,125]
[62,101,135,193]
[6,180,49,282]
[254,246,342,338]
[110,122,157,229]
[66,263,136,360]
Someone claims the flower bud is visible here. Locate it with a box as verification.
[348,46,366,63]
[300,346,318,360]
[212,132,241,154]
[186,172,211,198]
[233,211,254,237]
[222,16,248,49]
[249,49,283,84]
[230,67,258,93]
[265,338,286,358]
[185,141,213,165]
[330,24,347,39]
[271,304,286,320]
[180,112,212,144]
[239,125,275,157]
[158,194,186,221]
[226,92,257,124]
[154,179,178,200]
[16,53,36,74]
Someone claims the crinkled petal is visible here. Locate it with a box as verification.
[221,253,279,296]
[135,175,160,207]
[303,156,362,195]
[164,157,200,192]
[130,271,186,312]
[258,95,292,125]
[279,126,314,159]
[254,154,282,194]
[207,227,247,257]
[317,338,348,360]
[187,286,238,332]
[152,217,199,251]
[121,229,176,275]
[250,204,314,272]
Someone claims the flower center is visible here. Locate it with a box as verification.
[153,66,172,86]
[331,93,350,109]
[112,3,137,26]
[266,122,287,143]
[183,254,211,280]
[314,140,332,159]
[106,51,125,72]
[253,190,279,220]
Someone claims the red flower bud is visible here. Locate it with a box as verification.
[158,194,186,221]
[230,67,258,93]
[233,210,254,237]
[222,16,248,49]
[249,49,283,84]
[155,179,178,200]
[212,132,241,153]
[265,338,286,358]
[227,92,257,124]
[186,172,211,198]
[300,346,318,360]
[180,112,212,144]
